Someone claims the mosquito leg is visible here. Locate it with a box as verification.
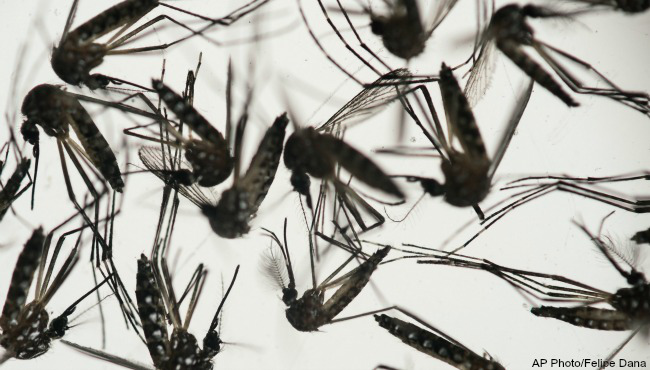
[297,0,364,85]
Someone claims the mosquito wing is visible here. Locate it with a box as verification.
[138,146,217,208]
[316,69,412,132]
[426,0,459,36]
[464,37,497,108]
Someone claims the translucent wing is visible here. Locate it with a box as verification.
[426,0,459,36]
[138,146,217,208]
[464,38,497,107]
[316,69,413,132]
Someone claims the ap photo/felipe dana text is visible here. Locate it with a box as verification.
[532,358,647,368]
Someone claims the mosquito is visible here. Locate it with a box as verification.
[464,4,650,115]
[0,129,32,223]
[262,218,390,332]
[385,63,533,221]
[297,0,451,86]
[51,0,270,90]
[410,219,650,366]
[63,184,241,370]
[0,218,114,363]
[374,309,504,370]
[125,56,236,189]
[284,69,413,235]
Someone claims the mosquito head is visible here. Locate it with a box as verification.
[45,313,71,339]
[627,270,646,286]
[20,120,39,147]
[289,171,312,205]
[282,287,298,306]
[202,330,222,359]
[416,177,444,197]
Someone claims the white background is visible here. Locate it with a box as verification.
[0,0,649,369]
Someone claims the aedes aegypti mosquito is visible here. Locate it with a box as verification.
[384,63,533,221]
[283,69,413,234]
[464,4,650,115]
[63,186,241,370]
[410,218,650,367]
[51,0,270,90]
[262,218,390,332]
[0,216,114,363]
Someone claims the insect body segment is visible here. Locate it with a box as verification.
[375,314,505,370]
[0,158,31,221]
[203,112,288,239]
[0,228,45,337]
[530,306,633,331]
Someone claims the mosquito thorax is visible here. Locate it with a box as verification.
[21,85,70,138]
[51,41,107,89]
[440,155,490,207]
[185,141,234,187]
[168,329,210,370]
[610,284,650,319]
[369,15,426,59]
[1,301,51,359]
[490,5,533,44]
[203,189,251,239]
[202,330,222,359]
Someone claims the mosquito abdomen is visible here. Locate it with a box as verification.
[321,246,391,320]
[0,158,31,220]
[320,135,404,198]
[168,328,211,370]
[497,40,578,107]
[531,306,633,330]
[69,105,124,192]
[136,255,171,367]
[0,228,45,333]
[374,314,504,370]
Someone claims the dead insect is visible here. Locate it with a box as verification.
[140,110,288,239]
[386,64,533,221]
[63,184,240,370]
[263,219,390,332]
[374,310,504,370]
[284,69,410,233]
[51,0,270,90]
[464,4,649,115]
[412,219,650,365]
[0,222,113,363]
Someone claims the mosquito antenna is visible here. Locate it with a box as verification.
[55,273,114,322]
[208,265,240,332]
